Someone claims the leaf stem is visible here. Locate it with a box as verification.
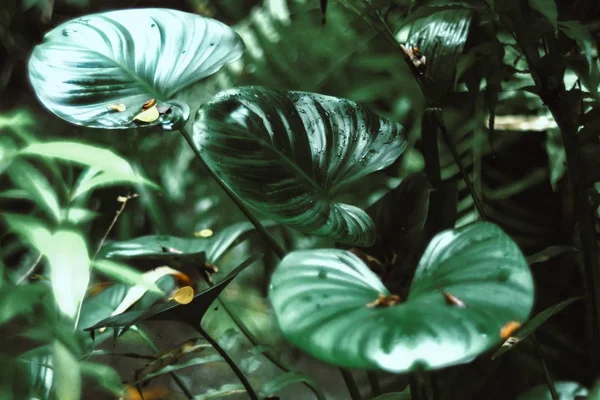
[179,127,285,259]
[196,325,259,400]
[340,368,362,400]
[435,115,486,222]
[532,335,558,400]
[366,371,381,397]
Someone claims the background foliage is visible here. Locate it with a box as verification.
[2,0,600,399]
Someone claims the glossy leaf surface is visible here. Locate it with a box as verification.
[269,222,534,372]
[29,8,244,129]
[193,87,407,246]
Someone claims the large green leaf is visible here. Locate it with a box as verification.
[268,222,534,372]
[28,8,244,129]
[400,8,473,99]
[192,87,407,246]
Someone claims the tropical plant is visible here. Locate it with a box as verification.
[1,0,600,399]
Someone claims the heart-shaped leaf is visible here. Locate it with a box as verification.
[28,8,244,129]
[192,87,407,246]
[269,222,534,372]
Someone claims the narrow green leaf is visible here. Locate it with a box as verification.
[515,381,588,399]
[99,221,263,264]
[7,160,61,222]
[528,0,558,30]
[371,392,411,400]
[525,245,577,265]
[260,372,325,399]
[52,340,81,400]
[46,230,91,319]
[19,141,159,198]
[91,260,163,294]
[135,355,222,384]
[0,284,48,324]
[3,213,53,254]
[492,296,582,359]
[29,9,244,129]
[193,384,246,400]
[193,87,407,246]
[269,222,534,372]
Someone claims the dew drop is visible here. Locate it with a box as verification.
[497,270,510,283]
[318,270,327,279]
[151,23,156,27]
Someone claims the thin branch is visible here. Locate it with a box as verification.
[93,194,139,260]
[367,371,381,397]
[16,252,43,284]
[179,127,285,260]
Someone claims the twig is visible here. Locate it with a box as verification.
[179,127,285,260]
[340,368,362,400]
[532,335,559,400]
[16,252,43,284]
[93,194,139,259]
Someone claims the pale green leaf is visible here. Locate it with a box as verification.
[46,230,91,319]
[91,259,163,294]
[269,222,534,372]
[7,160,61,222]
[52,340,81,400]
[80,362,123,396]
[29,9,244,129]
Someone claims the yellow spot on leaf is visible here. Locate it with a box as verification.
[133,104,159,123]
[107,103,126,112]
[171,286,194,304]
[194,228,214,238]
[142,98,156,110]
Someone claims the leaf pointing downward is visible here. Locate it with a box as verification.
[192,87,407,246]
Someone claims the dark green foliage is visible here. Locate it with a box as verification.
[1,0,600,398]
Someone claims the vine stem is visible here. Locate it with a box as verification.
[179,127,286,260]
[340,368,362,400]
[196,324,259,400]
[532,335,559,400]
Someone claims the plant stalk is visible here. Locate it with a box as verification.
[179,127,286,259]
[367,371,381,397]
[340,368,362,400]
[197,325,259,400]
[532,335,559,400]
